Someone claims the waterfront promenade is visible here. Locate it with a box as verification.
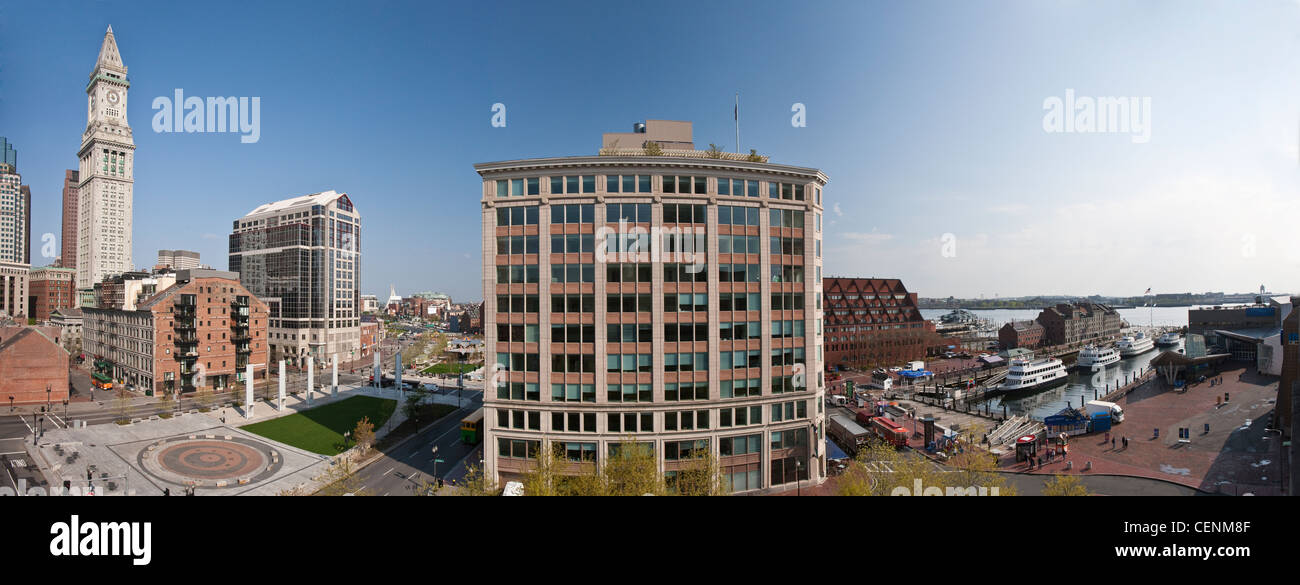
[997,365,1286,495]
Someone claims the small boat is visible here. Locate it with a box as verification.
[1155,331,1181,347]
[1116,332,1156,357]
[1074,345,1120,370]
[989,358,1069,398]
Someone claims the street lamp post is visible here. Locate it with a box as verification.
[46,384,51,412]
[431,445,442,484]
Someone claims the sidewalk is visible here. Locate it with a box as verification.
[994,366,1285,495]
[19,382,439,496]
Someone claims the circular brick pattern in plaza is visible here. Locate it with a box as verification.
[137,434,286,489]
[159,441,264,479]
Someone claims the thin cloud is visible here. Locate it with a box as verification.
[842,231,894,243]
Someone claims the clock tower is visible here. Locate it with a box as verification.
[76,25,135,290]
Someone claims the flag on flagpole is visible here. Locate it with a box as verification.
[1143,288,1151,295]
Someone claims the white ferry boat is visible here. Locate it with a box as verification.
[1116,332,1156,357]
[993,358,1069,397]
[1155,331,1181,347]
[1074,345,1121,370]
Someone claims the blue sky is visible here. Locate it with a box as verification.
[1,0,1297,301]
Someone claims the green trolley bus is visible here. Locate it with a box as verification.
[460,407,485,444]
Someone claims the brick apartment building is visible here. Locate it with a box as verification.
[998,319,1044,349]
[360,317,378,359]
[824,278,935,369]
[1035,301,1122,346]
[83,269,270,395]
[28,266,76,322]
[0,327,69,406]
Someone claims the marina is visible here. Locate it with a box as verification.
[982,338,1175,420]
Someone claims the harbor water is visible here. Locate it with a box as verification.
[919,306,1198,419]
[920,306,1193,329]
[977,340,1177,420]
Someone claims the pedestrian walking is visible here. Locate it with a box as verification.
[1111,437,1116,450]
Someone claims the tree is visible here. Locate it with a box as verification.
[672,448,723,496]
[945,443,1018,496]
[643,141,664,156]
[447,461,496,496]
[745,148,762,162]
[402,392,425,423]
[195,386,214,411]
[352,416,375,455]
[835,440,900,496]
[112,391,131,423]
[521,442,568,496]
[705,143,724,159]
[603,440,665,496]
[156,390,174,417]
[1042,474,1090,496]
[315,456,370,496]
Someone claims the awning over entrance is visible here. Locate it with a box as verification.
[1149,350,1231,384]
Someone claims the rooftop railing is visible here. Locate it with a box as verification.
[597,147,769,163]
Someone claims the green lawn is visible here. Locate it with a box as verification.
[240,395,397,456]
[420,362,478,375]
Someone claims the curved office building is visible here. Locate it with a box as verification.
[477,120,828,493]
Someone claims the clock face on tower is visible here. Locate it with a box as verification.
[107,90,120,105]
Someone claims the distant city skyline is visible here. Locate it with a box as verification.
[2,1,1297,302]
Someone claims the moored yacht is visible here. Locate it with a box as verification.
[1116,332,1156,357]
[1156,331,1181,346]
[1074,345,1121,370]
[992,358,1069,398]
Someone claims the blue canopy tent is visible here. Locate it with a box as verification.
[825,439,850,461]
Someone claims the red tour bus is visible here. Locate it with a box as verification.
[871,416,909,447]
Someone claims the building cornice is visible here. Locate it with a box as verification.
[474,156,829,184]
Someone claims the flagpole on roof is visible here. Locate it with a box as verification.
[735,92,740,154]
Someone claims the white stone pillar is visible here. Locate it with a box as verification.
[395,352,403,396]
[244,363,254,418]
[277,360,286,411]
[373,352,380,388]
[332,354,339,398]
[306,357,314,405]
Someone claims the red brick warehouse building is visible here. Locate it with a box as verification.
[0,327,69,406]
[998,320,1044,349]
[27,266,77,322]
[82,269,270,395]
[823,278,943,370]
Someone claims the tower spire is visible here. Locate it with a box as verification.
[95,25,125,72]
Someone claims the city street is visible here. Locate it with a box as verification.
[352,390,484,496]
